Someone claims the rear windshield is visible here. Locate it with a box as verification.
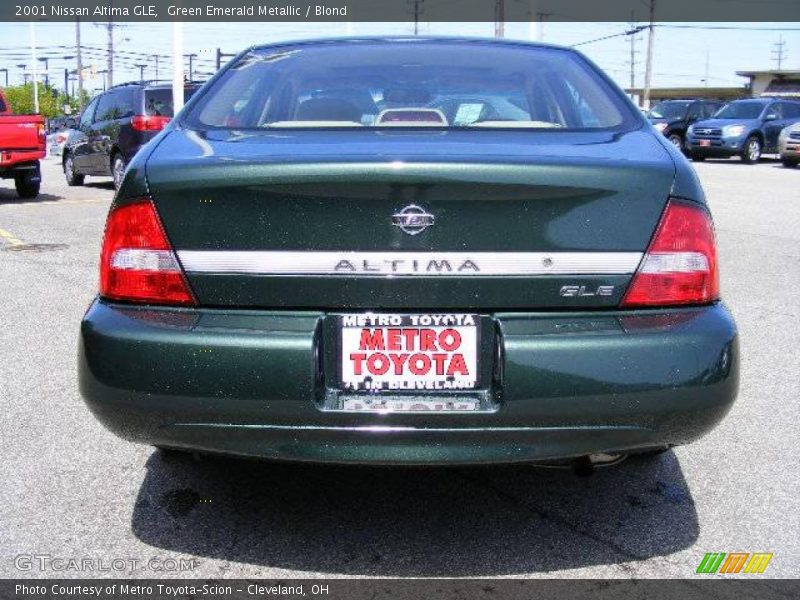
[649,101,690,120]
[185,41,636,130]
[145,87,200,117]
[714,102,765,120]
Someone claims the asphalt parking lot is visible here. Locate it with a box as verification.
[0,155,797,579]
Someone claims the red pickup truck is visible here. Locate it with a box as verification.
[0,89,45,198]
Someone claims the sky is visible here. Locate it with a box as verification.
[0,21,797,94]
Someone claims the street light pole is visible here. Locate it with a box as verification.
[185,53,197,81]
[38,57,49,87]
[60,55,74,98]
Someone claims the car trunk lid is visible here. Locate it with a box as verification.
[146,128,675,309]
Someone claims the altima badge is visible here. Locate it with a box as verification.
[392,205,435,235]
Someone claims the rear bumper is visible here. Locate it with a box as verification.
[0,157,41,177]
[79,301,738,464]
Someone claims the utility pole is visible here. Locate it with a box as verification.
[107,21,114,87]
[76,19,84,109]
[0,69,7,87]
[535,12,551,42]
[98,11,126,88]
[495,0,505,38]
[408,0,423,35]
[642,0,656,110]
[135,63,147,81]
[152,54,160,80]
[628,11,641,102]
[772,36,787,70]
[703,50,710,87]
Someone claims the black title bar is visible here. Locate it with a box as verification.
[5,0,800,22]
[3,579,800,600]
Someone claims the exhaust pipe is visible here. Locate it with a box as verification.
[572,453,627,476]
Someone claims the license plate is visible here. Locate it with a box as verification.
[339,313,479,392]
[699,139,711,147]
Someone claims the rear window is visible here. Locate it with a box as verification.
[649,101,690,120]
[145,87,200,117]
[186,41,636,130]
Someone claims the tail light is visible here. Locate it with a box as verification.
[99,199,195,306]
[130,115,171,132]
[621,199,719,308]
[37,123,45,145]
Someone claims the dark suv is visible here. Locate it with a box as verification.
[648,99,723,151]
[63,81,202,189]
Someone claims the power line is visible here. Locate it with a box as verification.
[571,26,647,48]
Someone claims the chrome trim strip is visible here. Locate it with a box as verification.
[177,251,643,276]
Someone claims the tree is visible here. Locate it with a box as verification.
[2,82,84,118]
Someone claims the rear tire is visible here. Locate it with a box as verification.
[782,157,798,168]
[64,153,84,186]
[14,168,40,199]
[741,136,761,164]
[667,133,684,151]
[111,153,126,190]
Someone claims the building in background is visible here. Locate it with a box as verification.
[627,69,800,106]
[736,70,800,99]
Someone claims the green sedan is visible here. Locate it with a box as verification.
[78,38,738,466]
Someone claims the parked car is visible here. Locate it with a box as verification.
[648,99,723,150]
[0,88,45,198]
[79,38,738,467]
[47,114,77,134]
[63,81,202,189]
[47,128,76,157]
[686,98,800,163]
[778,121,800,168]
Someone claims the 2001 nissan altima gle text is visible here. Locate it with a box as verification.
[78,37,738,466]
